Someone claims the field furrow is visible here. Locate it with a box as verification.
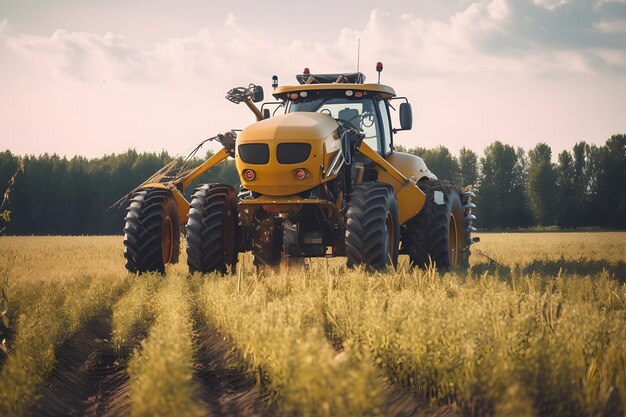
[30,314,128,417]
[0,275,128,417]
[191,311,266,417]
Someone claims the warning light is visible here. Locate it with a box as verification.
[376,62,383,83]
[303,67,310,75]
[243,169,256,181]
[294,169,307,180]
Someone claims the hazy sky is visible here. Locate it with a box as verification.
[1,0,625,158]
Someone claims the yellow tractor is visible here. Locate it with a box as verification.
[122,65,478,274]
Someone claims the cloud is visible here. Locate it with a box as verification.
[532,0,570,10]
[594,18,626,33]
[4,29,153,82]
[2,0,624,88]
[0,1,624,161]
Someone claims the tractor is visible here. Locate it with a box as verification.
[122,65,478,274]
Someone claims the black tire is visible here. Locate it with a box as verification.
[252,215,281,267]
[123,188,180,274]
[404,180,465,271]
[345,182,399,270]
[186,184,238,275]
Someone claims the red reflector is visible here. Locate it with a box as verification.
[354,91,363,98]
[290,92,299,99]
[293,168,306,180]
[243,169,256,181]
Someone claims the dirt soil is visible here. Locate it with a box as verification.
[30,316,129,417]
[29,314,268,417]
[26,313,459,417]
[192,315,268,417]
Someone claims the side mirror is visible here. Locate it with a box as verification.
[399,102,412,130]
[263,109,270,119]
[252,85,264,103]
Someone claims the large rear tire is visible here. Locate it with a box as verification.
[123,188,180,274]
[345,182,399,270]
[186,184,238,275]
[404,180,465,271]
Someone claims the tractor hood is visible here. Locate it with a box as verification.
[235,112,341,196]
[239,112,338,142]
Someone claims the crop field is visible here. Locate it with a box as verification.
[0,232,625,417]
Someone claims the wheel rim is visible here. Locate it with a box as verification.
[162,215,173,264]
[386,211,395,265]
[448,214,459,266]
[224,210,235,266]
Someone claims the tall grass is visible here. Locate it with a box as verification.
[0,233,624,416]
[326,268,626,416]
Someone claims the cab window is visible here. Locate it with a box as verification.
[287,94,389,155]
[377,99,392,156]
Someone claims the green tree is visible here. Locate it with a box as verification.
[593,135,626,227]
[478,141,532,229]
[526,143,557,227]
[556,150,576,228]
[458,147,478,187]
[571,141,592,225]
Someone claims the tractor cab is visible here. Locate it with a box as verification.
[271,70,412,158]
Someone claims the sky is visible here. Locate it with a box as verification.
[0,0,625,159]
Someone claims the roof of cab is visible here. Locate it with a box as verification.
[272,71,396,99]
[273,83,396,99]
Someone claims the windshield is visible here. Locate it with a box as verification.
[287,96,381,150]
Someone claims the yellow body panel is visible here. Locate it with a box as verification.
[358,143,427,223]
[273,83,396,99]
[236,112,341,196]
[381,151,437,184]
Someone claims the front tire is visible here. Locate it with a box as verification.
[345,182,399,270]
[123,188,180,274]
[404,180,465,271]
[186,184,238,274]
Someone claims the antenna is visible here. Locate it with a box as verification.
[356,39,361,73]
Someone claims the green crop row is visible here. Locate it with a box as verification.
[111,274,163,352]
[327,268,626,417]
[197,264,389,417]
[127,274,205,417]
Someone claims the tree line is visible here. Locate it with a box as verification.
[0,134,624,234]
[397,134,626,229]
[0,149,238,235]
